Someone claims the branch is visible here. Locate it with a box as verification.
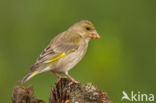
[11,86,44,103]
[12,78,112,103]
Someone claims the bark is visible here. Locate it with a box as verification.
[11,86,44,103]
[12,78,112,103]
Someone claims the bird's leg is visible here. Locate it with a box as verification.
[51,71,63,83]
[65,73,79,85]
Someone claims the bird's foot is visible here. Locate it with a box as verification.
[65,73,80,86]
[52,71,66,84]
[68,80,80,86]
[56,76,66,84]
[67,77,80,86]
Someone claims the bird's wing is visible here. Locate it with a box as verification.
[29,32,81,71]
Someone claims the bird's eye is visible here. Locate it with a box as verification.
[86,27,91,31]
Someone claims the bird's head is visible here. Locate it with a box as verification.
[70,20,100,41]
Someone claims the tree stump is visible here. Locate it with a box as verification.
[12,78,112,103]
[11,86,44,103]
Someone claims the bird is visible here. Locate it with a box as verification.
[17,20,100,84]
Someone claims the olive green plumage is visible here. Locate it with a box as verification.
[17,20,100,84]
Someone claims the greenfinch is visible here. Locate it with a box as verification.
[17,20,100,84]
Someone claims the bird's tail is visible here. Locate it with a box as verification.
[17,71,40,84]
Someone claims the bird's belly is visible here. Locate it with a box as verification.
[52,49,86,73]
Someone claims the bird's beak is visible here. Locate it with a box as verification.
[90,32,100,39]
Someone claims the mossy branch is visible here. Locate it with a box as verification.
[12,78,112,103]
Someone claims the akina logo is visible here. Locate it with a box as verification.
[121,91,154,102]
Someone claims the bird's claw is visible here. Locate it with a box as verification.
[56,76,66,84]
[68,80,80,86]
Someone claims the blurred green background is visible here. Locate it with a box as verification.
[0,0,156,103]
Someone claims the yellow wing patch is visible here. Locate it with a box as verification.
[31,71,39,78]
[48,53,66,63]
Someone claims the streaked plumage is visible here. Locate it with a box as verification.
[17,20,100,84]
